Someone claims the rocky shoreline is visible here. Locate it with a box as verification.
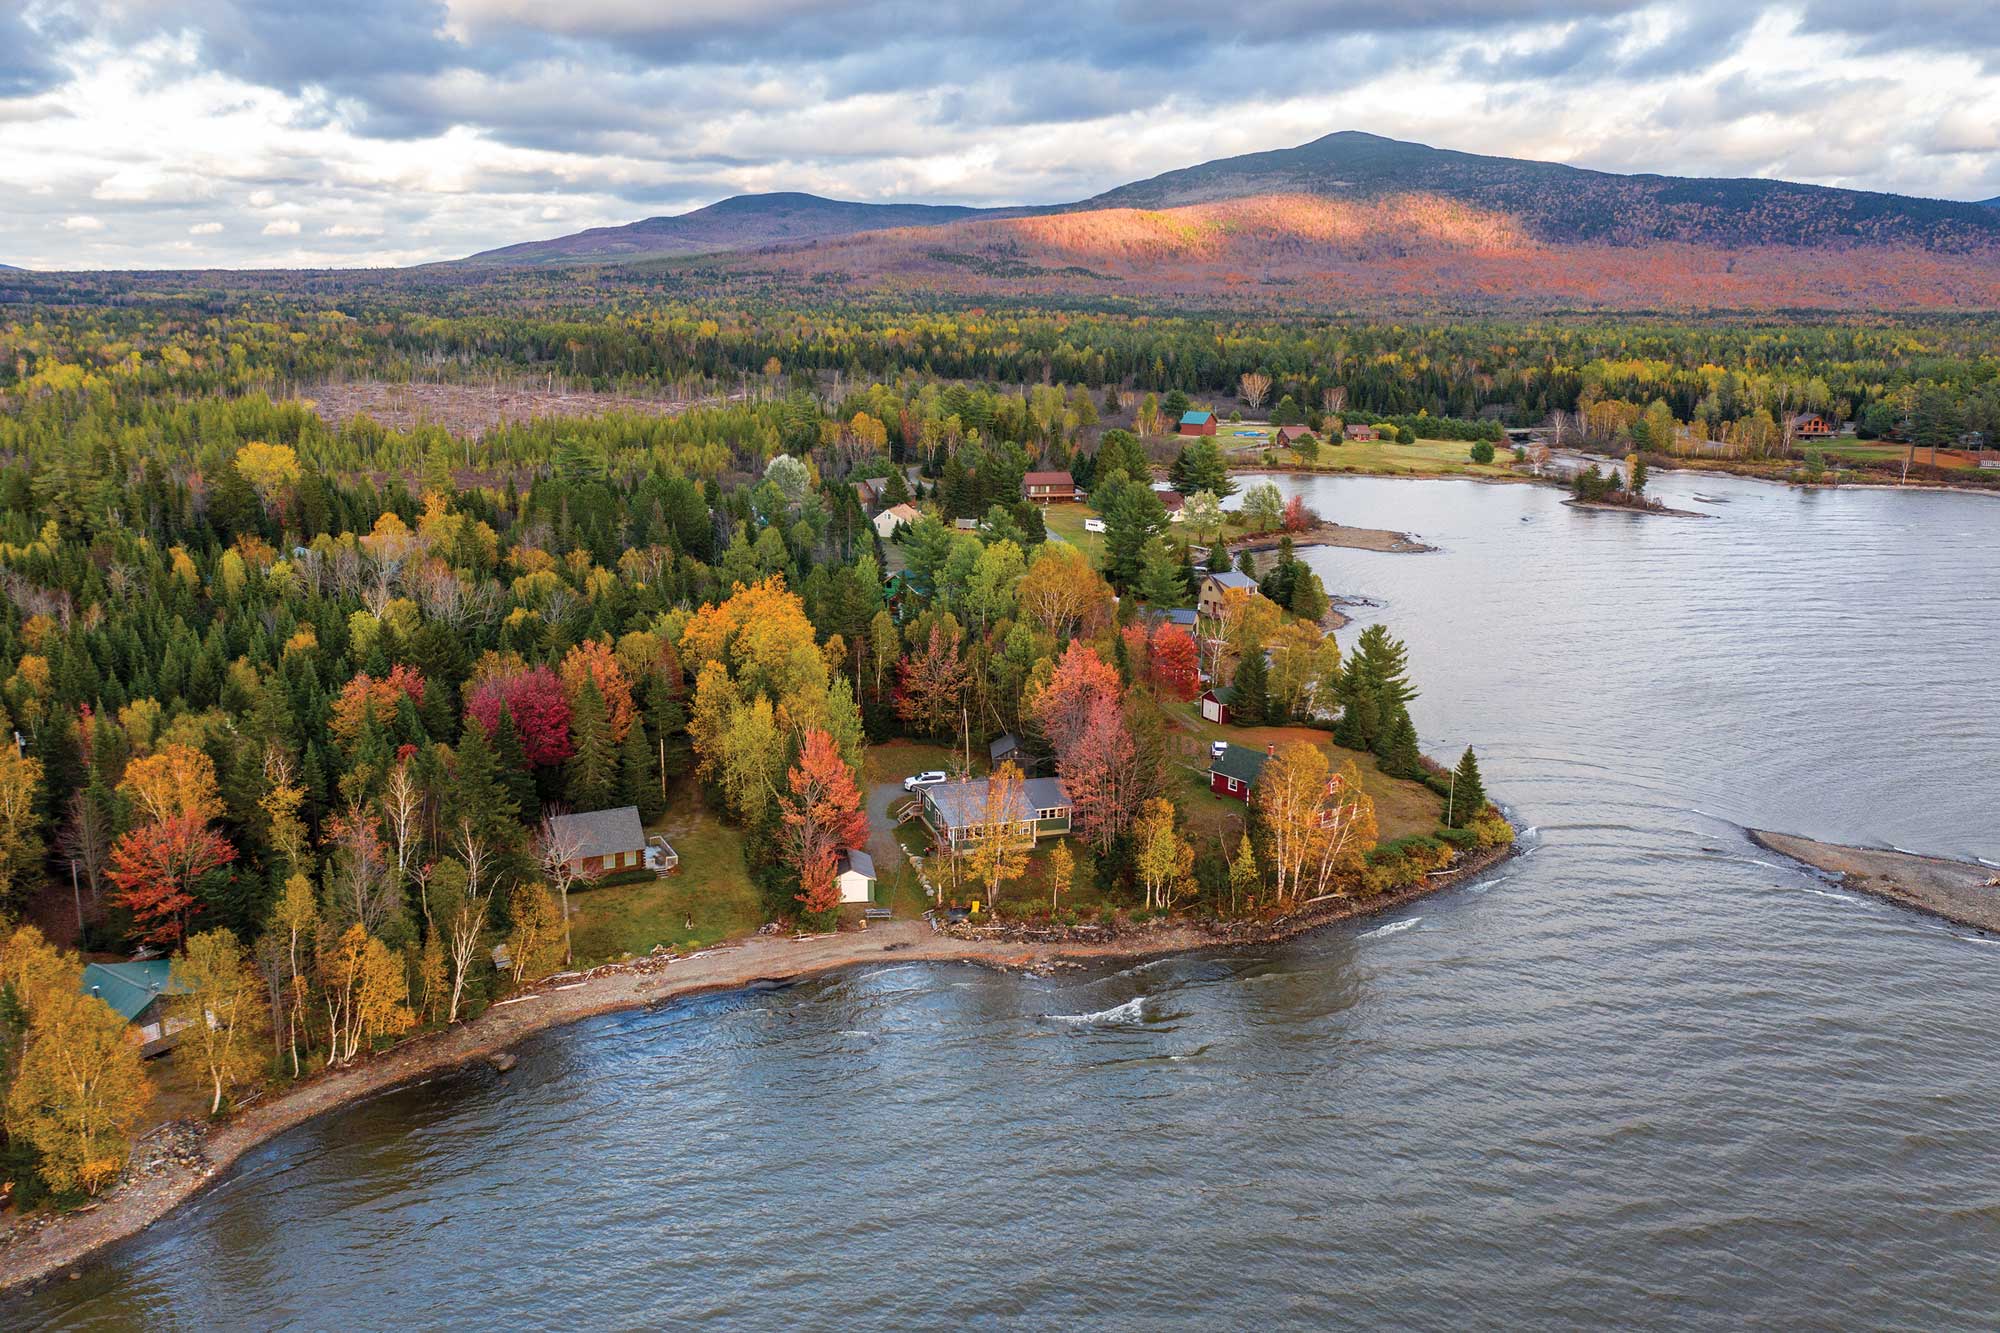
[1749,830,2000,932]
[1228,521,1436,555]
[0,842,1513,1295]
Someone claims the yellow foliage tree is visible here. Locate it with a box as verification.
[964,761,1030,910]
[7,989,150,1194]
[119,743,224,826]
[170,930,270,1114]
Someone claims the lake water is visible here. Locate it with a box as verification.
[11,471,2000,1330]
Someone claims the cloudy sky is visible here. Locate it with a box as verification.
[5,0,1999,270]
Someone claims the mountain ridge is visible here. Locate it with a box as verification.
[463,131,2000,266]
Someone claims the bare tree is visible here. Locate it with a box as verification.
[535,812,601,966]
[380,760,424,919]
[56,790,111,915]
[1239,372,1273,411]
[1321,385,1347,416]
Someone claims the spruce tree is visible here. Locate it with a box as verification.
[490,705,539,815]
[564,678,618,812]
[622,722,662,821]
[1449,747,1487,827]
[1230,645,1271,727]
[1333,662,1378,750]
[1208,543,1234,574]
[1379,706,1422,779]
[1135,534,1186,607]
[448,721,517,843]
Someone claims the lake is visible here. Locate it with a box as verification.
[11,470,2000,1331]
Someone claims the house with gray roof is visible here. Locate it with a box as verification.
[547,806,649,876]
[1198,569,1260,620]
[919,775,1072,851]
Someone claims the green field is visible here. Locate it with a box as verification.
[566,786,763,963]
[1038,500,1106,558]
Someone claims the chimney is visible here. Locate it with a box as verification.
[1266,743,1276,757]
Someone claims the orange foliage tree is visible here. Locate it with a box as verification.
[560,638,637,742]
[779,728,869,914]
[118,743,223,826]
[328,665,427,746]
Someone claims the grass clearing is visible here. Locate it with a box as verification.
[1038,501,1106,560]
[567,786,762,964]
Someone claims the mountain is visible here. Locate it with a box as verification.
[1074,132,2000,250]
[463,192,1033,265]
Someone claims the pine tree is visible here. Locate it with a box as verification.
[1207,543,1234,574]
[1449,747,1487,827]
[1230,645,1270,727]
[1333,663,1377,750]
[1135,534,1186,607]
[564,679,618,811]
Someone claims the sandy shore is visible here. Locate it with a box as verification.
[0,844,1510,1294]
[1749,830,2000,931]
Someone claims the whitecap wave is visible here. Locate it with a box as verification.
[1360,917,1421,939]
[1045,996,1148,1025]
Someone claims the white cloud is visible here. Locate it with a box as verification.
[60,215,104,231]
[323,223,383,237]
[262,218,301,235]
[189,221,223,234]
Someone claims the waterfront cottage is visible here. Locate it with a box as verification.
[1198,569,1259,620]
[82,959,188,1055]
[1208,742,1267,800]
[1179,410,1218,436]
[920,776,1072,851]
[1788,412,1834,439]
[1344,423,1378,441]
[547,806,648,875]
[1274,424,1315,446]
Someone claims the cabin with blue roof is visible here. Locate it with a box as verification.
[82,959,188,1054]
[1178,409,1217,437]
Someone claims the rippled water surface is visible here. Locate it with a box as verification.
[12,472,2000,1331]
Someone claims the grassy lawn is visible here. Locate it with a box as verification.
[1038,500,1106,560]
[566,785,763,964]
[1162,700,1444,842]
[1261,435,1517,478]
[864,738,968,786]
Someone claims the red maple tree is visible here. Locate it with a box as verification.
[106,816,236,946]
[466,665,573,765]
[779,728,870,914]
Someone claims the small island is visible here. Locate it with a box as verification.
[1750,831,2000,932]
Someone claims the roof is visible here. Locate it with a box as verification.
[1205,570,1258,591]
[1275,424,1313,440]
[1157,606,1198,626]
[81,959,181,1023]
[1180,410,1214,425]
[1788,412,1827,424]
[1209,743,1268,786]
[547,806,647,860]
[1022,470,1077,488]
[1158,491,1185,510]
[1205,685,1237,705]
[989,732,1020,760]
[926,775,1071,828]
[838,848,876,880]
[879,502,921,522]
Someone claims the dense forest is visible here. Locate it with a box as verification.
[0,274,1990,1208]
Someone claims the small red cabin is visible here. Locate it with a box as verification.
[1179,410,1217,436]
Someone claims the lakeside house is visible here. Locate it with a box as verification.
[1201,685,1237,724]
[1023,470,1081,502]
[1789,412,1834,439]
[82,959,188,1055]
[1159,490,1186,521]
[1198,569,1259,620]
[874,502,921,539]
[852,477,882,509]
[1208,742,1267,800]
[1179,410,1218,436]
[835,849,877,905]
[1344,423,1378,442]
[547,806,649,876]
[919,775,1072,851]
[1274,424,1315,446]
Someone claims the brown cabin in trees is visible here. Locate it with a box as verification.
[1344,423,1378,442]
[1022,470,1081,503]
[1179,410,1218,436]
[1789,412,1834,439]
[1275,424,1315,446]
